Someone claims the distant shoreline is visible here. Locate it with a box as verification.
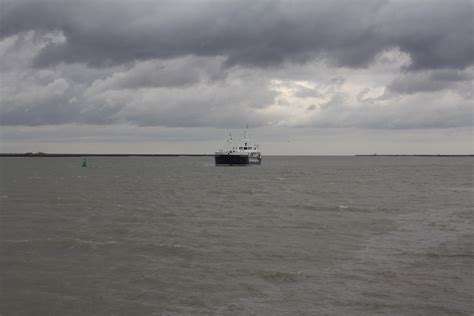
[355,154,473,157]
[0,153,213,157]
[0,153,472,158]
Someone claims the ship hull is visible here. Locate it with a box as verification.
[215,154,250,165]
[215,153,262,165]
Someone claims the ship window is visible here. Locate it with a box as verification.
[239,147,244,150]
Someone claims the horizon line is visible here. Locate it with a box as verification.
[0,153,473,158]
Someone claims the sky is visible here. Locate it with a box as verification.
[0,0,473,155]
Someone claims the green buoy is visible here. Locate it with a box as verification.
[81,158,87,167]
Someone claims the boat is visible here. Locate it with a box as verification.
[215,130,262,166]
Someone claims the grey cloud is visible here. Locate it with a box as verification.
[1,0,472,70]
[87,57,226,92]
[357,88,374,102]
[306,92,473,129]
[388,69,473,94]
[430,69,472,82]
[125,102,266,128]
[330,77,346,86]
[1,94,79,126]
[376,0,474,71]
[1,1,472,131]
[0,89,125,126]
[0,51,276,127]
[116,79,277,128]
[294,86,322,98]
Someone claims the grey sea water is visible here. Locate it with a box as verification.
[1,156,473,315]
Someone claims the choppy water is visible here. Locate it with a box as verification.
[1,156,473,315]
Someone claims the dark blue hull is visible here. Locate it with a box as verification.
[215,154,262,165]
[215,154,250,165]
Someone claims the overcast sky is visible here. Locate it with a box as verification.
[0,0,473,154]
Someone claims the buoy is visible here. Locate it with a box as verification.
[81,158,87,167]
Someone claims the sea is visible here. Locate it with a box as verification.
[1,156,473,315]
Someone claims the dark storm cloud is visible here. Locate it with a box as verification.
[1,0,472,70]
[1,0,473,131]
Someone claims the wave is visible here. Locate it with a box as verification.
[411,252,474,259]
[4,238,122,249]
[442,186,474,192]
[288,203,378,214]
[133,242,192,257]
[257,270,305,283]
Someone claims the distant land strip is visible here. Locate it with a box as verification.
[355,154,473,157]
[0,153,472,157]
[0,153,213,157]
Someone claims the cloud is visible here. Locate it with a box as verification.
[304,90,473,129]
[86,56,226,93]
[110,77,277,128]
[0,33,276,127]
[294,86,323,99]
[0,0,472,135]
[1,0,472,70]
[388,69,473,94]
